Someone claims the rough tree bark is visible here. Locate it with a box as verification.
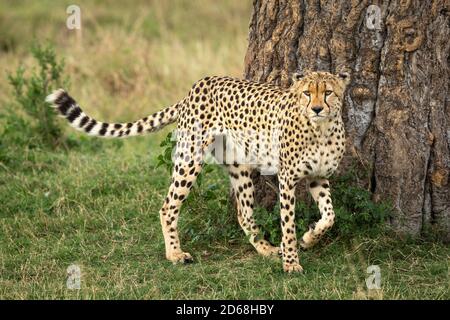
[241,0,449,239]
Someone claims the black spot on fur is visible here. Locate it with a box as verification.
[229,172,239,179]
[79,116,89,128]
[85,119,97,133]
[310,181,319,188]
[66,106,81,123]
[55,92,76,115]
[99,123,108,136]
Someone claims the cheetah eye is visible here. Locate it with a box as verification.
[325,90,333,96]
[303,91,311,97]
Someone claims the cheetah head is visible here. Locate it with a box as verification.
[291,71,351,122]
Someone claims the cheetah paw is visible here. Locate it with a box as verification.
[299,230,317,249]
[299,238,313,249]
[256,240,281,257]
[283,263,304,273]
[167,252,194,264]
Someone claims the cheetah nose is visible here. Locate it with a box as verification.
[312,106,323,115]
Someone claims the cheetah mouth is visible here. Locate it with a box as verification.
[310,114,330,122]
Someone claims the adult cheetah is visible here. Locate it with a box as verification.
[46,71,350,273]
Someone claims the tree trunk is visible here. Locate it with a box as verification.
[242,0,449,239]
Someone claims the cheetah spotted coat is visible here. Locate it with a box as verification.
[46,71,350,273]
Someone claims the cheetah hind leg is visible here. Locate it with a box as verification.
[228,165,280,257]
[160,160,202,264]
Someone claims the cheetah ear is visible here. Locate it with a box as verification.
[338,72,351,85]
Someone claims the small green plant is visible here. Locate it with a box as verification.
[4,43,68,148]
[330,171,392,236]
[0,43,97,170]
[155,131,218,189]
[155,131,177,174]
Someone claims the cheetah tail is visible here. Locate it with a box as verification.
[45,89,183,138]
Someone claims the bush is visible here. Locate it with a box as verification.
[155,131,177,174]
[4,43,68,148]
[0,43,100,170]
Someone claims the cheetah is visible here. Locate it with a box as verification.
[46,71,350,273]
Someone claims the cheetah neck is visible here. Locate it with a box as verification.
[308,115,344,140]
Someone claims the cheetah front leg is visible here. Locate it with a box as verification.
[300,179,335,249]
[228,165,280,257]
[278,175,303,273]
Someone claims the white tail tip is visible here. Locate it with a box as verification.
[45,88,66,104]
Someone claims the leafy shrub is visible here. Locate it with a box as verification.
[4,43,68,148]
[0,43,105,170]
[155,131,177,174]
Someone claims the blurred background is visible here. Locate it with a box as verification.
[0,0,251,131]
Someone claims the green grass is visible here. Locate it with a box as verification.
[0,140,448,299]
